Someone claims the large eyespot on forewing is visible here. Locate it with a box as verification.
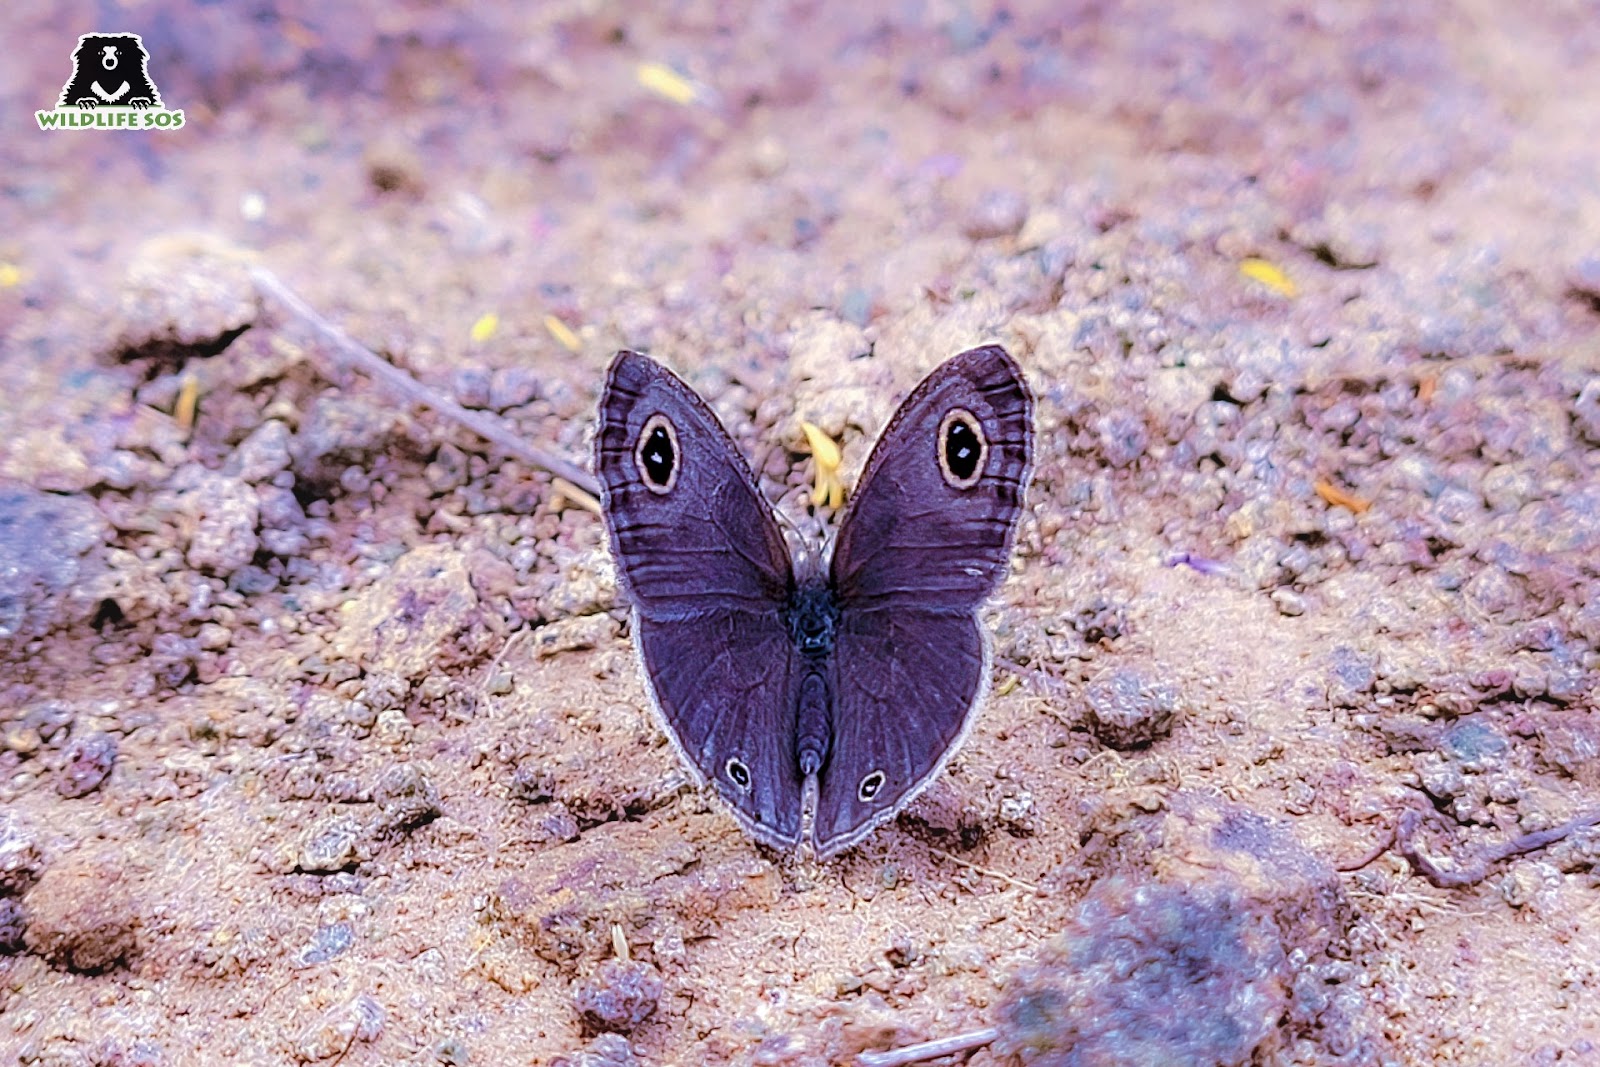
[634,413,681,494]
[936,407,987,489]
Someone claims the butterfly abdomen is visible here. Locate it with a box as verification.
[795,670,831,777]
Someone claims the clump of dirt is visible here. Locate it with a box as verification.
[995,881,1290,1067]
[22,851,142,974]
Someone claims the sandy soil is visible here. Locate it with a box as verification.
[4,2,1600,1065]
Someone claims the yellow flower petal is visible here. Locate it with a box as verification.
[174,372,200,436]
[800,420,845,510]
[1239,257,1297,297]
[544,314,581,352]
[636,62,699,106]
[470,312,499,343]
[799,421,841,469]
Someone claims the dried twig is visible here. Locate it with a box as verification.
[252,267,602,498]
[857,1027,999,1067]
[926,846,1042,895]
[1334,822,1398,873]
[1396,805,1600,889]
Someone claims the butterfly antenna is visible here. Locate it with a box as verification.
[773,482,837,578]
[771,492,805,540]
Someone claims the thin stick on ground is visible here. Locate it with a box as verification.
[926,846,1042,895]
[1396,804,1600,889]
[252,267,602,498]
[856,1027,999,1067]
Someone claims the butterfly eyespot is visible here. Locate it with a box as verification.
[937,408,987,489]
[725,757,751,791]
[634,414,680,494]
[857,770,886,802]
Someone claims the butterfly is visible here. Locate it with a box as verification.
[595,345,1033,858]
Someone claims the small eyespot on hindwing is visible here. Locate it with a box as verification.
[857,770,886,802]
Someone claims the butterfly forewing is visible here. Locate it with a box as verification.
[596,352,793,618]
[829,345,1033,609]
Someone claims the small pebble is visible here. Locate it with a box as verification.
[1501,862,1553,910]
[298,816,363,873]
[453,368,492,409]
[24,856,140,973]
[1085,668,1181,750]
[291,395,404,487]
[1443,719,1508,770]
[1095,410,1149,468]
[1326,647,1377,706]
[549,1034,641,1067]
[425,443,470,494]
[22,701,75,742]
[1271,589,1306,617]
[574,958,664,1034]
[0,482,110,641]
[373,763,441,834]
[510,761,556,804]
[184,472,261,577]
[292,993,385,1062]
[529,803,581,845]
[58,732,117,797]
[999,792,1037,830]
[0,898,25,952]
[435,1037,470,1065]
[1572,379,1600,446]
[230,420,292,483]
[963,188,1028,240]
[489,366,540,410]
[197,623,232,651]
[297,921,354,966]
[0,815,44,895]
[4,727,40,756]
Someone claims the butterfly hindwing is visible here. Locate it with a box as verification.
[633,614,805,848]
[813,608,989,856]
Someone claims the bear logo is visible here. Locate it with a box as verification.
[57,33,163,111]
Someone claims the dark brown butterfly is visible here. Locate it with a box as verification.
[595,346,1033,858]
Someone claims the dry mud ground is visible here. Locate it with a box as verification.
[4,2,1600,1065]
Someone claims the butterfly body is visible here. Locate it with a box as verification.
[596,346,1033,858]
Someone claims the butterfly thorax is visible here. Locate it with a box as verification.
[784,581,840,658]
